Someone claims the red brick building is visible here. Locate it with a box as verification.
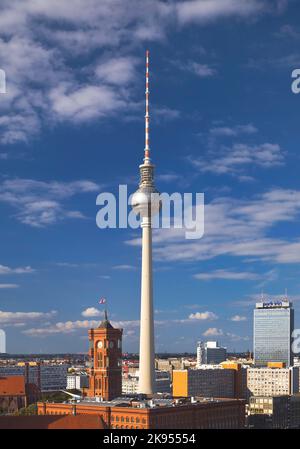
[37,397,245,429]
[86,312,123,400]
[0,376,27,414]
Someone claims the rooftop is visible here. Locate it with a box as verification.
[0,375,25,396]
[41,395,243,409]
[0,415,106,429]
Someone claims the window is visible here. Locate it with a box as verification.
[97,352,103,368]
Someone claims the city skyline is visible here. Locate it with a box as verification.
[0,0,300,353]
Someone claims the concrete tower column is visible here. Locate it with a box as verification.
[131,51,160,396]
[138,217,155,394]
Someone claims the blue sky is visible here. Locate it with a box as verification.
[0,0,300,354]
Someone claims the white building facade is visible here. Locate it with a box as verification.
[0,329,6,353]
[247,367,299,396]
[67,373,89,390]
[197,341,227,367]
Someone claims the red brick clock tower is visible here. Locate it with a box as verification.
[87,311,123,401]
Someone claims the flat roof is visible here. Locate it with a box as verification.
[39,396,243,409]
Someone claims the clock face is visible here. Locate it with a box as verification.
[109,341,114,349]
[97,341,103,349]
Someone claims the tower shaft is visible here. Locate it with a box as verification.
[138,219,155,394]
[131,50,159,395]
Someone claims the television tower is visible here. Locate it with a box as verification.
[131,50,160,395]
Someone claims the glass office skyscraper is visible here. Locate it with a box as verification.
[254,301,294,367]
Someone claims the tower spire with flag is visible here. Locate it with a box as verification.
[98,297,108,322]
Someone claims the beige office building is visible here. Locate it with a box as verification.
[247,367,299,396]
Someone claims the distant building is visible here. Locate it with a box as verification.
[0,376,27,414]
[221,362,248,399]
[154,358,195,381]
[0,330,5,353]
[254,301,294,367]
[289,394,300,428]
[67,373,89,390]
[122,377,138,395]
[122,370,171,395]
[38,396,246,429]
[247,367,299,397]
[197,341,226,367]
[173,366,235,399]
[0,363,68,392]
[248,396,290,429]
[248,395,300,429]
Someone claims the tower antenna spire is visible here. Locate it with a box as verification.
[144,50,150,164]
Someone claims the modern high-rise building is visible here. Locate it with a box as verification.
[0,329,6,353]
[197,341,227,367]
[253,300,294,367]
[131,51,160,395]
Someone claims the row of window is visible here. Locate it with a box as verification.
[111,416,146,424]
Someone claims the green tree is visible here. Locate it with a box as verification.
[15,403,37,416]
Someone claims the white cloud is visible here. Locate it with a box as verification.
[0,284,19,289]
[0,1,171,145]
[112,265,136,271]
[190,143,285,176]
[95,56,138,86]
[171,58,217,78]
[225,332,249,341]
[49,83,128,122]
[127,188,300,265]
[156,173,182,183]
[0,265,35,275]
[203,327,223,336]
[23,318,140,337]
[0,0,287,146]
[209,124,258,136]
[177,0,267,25]
[189,311,218,320]
[0,310,57,325]
[230,315,247,321]
[153,106,181,121]
[81,307,104,318]
[0,178,100,227]
[185,61,217,77]
[194,270,260,280]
